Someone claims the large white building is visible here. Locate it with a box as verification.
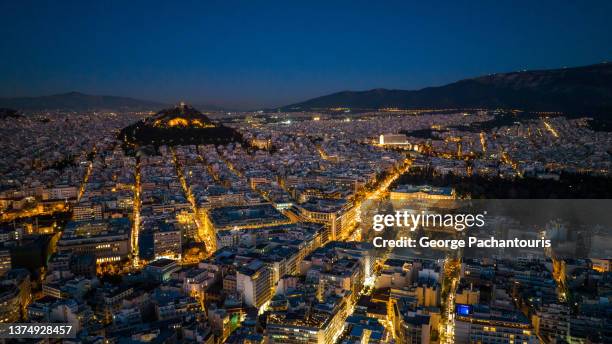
[380,133,408,145]
[236,260,272,309]
[47,185,78,201]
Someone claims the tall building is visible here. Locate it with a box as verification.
[139,220,182,261]
[237,260,272,309]
[153,225,181,260]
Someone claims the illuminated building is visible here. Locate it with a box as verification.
[376,259,416,289]
[251,138,272,150]
[139,220,182,261]
[379,133,408,145]
[144,258,180,282]
[236,260,272,309]
[0,228,20,242]
[0,250,10,276]
[47,185,78,201]
[591,258,611,272]
[297,198,356,241]
[455,285,480,305]
[341,314,387,343]
[390,184,455,200]
[415,283,440,308]
[266,295,349,344]
[455,305,538,344]
[205,204,291,233]
[284,176,361,195]
[300,242,371,301]
[42,282,63,299]
[72,202,103,221]
[215,223,322,263]
[208,307,232,342]
[223,274,237,294]
[58,218,131,263]
[151,201,191,216]
[153,228,181,260]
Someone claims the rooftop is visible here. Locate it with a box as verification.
[208,204,290,229]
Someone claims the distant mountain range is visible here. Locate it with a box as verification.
[0,92,226,112]
[0,92,167,111]
[0,108,22,119]
[280,63,612,116]
[3,63,612,115]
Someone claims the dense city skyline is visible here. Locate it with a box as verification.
[2,103,610,342]
[2,1,612,109]
[1,2,611,343]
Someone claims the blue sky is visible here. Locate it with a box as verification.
[1,0,611,109]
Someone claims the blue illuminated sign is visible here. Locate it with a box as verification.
[456,304,471,316]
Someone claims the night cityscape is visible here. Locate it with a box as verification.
[1,1,611,343]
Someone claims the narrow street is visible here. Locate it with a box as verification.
[77,161,93,202]
[131,157,141,267]
[439,257,461,344]
[171,148,216,256]
[543,120,559,138]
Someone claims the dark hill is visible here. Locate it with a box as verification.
[0,108,22,119]
[120,104,242,146]
[281,63,612,116]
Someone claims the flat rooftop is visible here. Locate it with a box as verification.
[393,184,454,196]
[208,204,289,229]
[61,218,130,239]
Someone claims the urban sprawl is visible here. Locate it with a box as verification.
[0,106,610,343]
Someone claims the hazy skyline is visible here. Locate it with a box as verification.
[1,0,612,109]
